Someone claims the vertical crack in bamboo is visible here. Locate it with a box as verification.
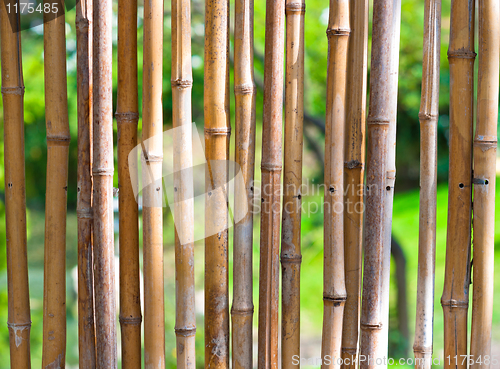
[1,2,32,367]
[470,0,499,367]
[42,2,70,366]
[413,0,441,368]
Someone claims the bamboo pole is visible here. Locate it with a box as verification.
[92,0,117,366]
[441,1,475,368]
[470,0,499,367]
[116,0,141,366]
[42,3,70,366]
[320,0,349,368]
[358,0,393,366]
[171,0,196,366]
[76,0,96,366]
[341,0,368,365]
[0,3,32,367]
[413,0,441,367]
[142,0,165,366]
[257,0,285,367]
[231,0,256,364]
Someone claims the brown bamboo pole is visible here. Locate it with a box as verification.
[0,3,32,367]
[470,0,499,367]
[116,0,141,366]
[41,3,70,366]
[340,0,368,365]
[441,1,475,368]
[258,0,285,367]
[320,0,349,368]
[413,0,441,367]
[93,0,117,366]
[171,0,196,366]
[142,0,165,366]
[231,0,256,364]
[76,0,96,366]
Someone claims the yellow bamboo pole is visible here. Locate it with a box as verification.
[171,0,196,366]
[93,0,117,366]
[441,1,475,368]
[116,0,141,366]
[42,2,70,366]
[413,0,440,367]
[231,0,256,364]
[1,2,31,367]
[470,0,499,367]
[258,0,285,367]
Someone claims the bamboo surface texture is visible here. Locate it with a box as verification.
[1,2,32,367]
[116,0,141,367]
[470,0,499,367]
[258,0,285,367]
[93,0,117,366]
[231,0,256,365]
[281,0,305,367]
[321,0,349,368]
[441,1,475,368]
[413,0,440,367]
[171,0,196,366]
[42,4,70,367]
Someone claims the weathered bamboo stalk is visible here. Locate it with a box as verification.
[76,0,96,366]
[413,0,441,367]
[470,0,499,367]
[93,0,117,366]
[441,1,475,368]
[42,3,70,366]
[321,0,349,368]
[142,0,165,366]
[231,0,256,364]
[171,0,196,366]
[341,0,368,365]
[1,3,32,367]
[116,0,141,366]
[358,0,393,366]
[258,0,285,367]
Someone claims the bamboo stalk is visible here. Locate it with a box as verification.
[116,0,141,366]
[42,3,70,366]
[341,0,368,365]
[470,0,499,367]
[76,0,96,366]
[92,0,117,366]
[142,0,165,366]
[413,0,441,367]
[320,0,349,368]
[441,1,475,368]
[231,0,256,364]
[171,0,196,366]
[257,0,285,367]
[0,2,32,367]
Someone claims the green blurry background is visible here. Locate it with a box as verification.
[1,0,499,368]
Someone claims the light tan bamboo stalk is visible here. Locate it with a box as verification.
[441,1,475,368]
[231,0,256,365]
[171,0,196,366]
[340,0,368,366]
[142,0,165,366]
[358,0,393,366]
[320,0,349,368]
[470,0,499,367]
[116,0,141,366]
[413,0,441,367]
[1,3,32,368]
[76,0,96,366]
[92,0,117,366]
[42,3,70,366]
[257,0,285,367]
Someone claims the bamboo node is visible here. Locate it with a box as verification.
[323,294,347,302]
[447,50,476,60]
[418,112,438,121]
[360,322,383,330]
[47,135,71,146]
[341,347,357,355]
[75,17,90,31]
[1,86,24,95]
[174,327,196,337]
[326,27,350,37]
[280,255,302,264]
[7,321,32,329]
[119,315,142,325]
[345,160,363,169]
[413,346,433,354]
[115,112,139,124]
[440,298,468,308]
[367,117,390,126]
[473,139,497,150]
[234,83,256,95]
[204,127,231,136]
[171,79,193,89]
[261,163,282,172]
[143,154,163,163]
[77,208,93,219]
[231,306,254,315]
[285,2,306,14]
[92,167,114,176]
